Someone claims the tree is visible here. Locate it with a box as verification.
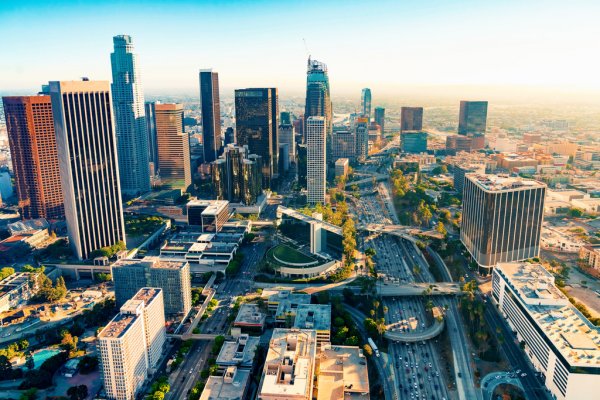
[78,355,98,374]
[567,207,584,218]
[20,388,38,400]
[363,344,373,357]
[67,385,88,400]
[365,248,376,257]
[25,354,35,370]
[60,330,79,356]
[435,221,447,236]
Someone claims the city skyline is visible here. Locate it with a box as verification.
[2,1,600,104]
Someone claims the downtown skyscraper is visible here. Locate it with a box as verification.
[461,174,546,274]
[235,88,278,188]
[305,58,332,135]
[110,35,151,196]
[155,103,191,190]
[361,88,372,120]
[458,100,488,150]
[374,107,385,135]
[306,117,326,205]
[2,95,65,220]
[199,69,221,163]
[400,107,423,132]
[49,80,126,260]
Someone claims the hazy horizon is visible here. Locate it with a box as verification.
[2,0,600,106]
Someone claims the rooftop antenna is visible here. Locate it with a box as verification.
[303,38,311,62]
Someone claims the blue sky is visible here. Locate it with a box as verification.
[1,0,599,100]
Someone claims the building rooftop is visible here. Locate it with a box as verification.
[317,344,370,400]
[293,304,331,332]
[496,263,600,368]
[132,287,162,304]
[113,257,188,271]
[258,329,317,399]
[201,200,229,216]
[234,303,266,327]
[466,174,546,192]
[216,334,260,367]
[98,312,139,339]
[268,291,312,319]
[200,366,250,400]
[335,158,349,166]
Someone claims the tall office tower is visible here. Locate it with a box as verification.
[400,131,428,153]
[110,35,151,196]
[280,111,291,125]
[458,100,488,135]
[374,107,385,136]
[400,107,423,132]
[154,103,191,190]
[144,102,158,171]
[98,288,166,400]
[332,129,356,161]
[305,58,332,135]
[2,96,64,220]
[49,80,126,260]
[278,123,295,163]
[297,144,307,188]
[112,258,192,316]
[234,88,278,188]
[199,69,221,163]
[354,117,369,161]
[306,117,326,205]
[212,144,263,205]
[224,127,235,147]
[461,174,546,274]
[361,88,372,120]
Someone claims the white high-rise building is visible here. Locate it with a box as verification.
[111,35,151,196]
[99,288,166,400]
[306,117,326,205]
[49,80,126,260]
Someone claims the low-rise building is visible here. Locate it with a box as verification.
[492,263,600,400]
[316,344,370,400]
[0,272,37,313]
[187,199,230,233]
[268,291,312,325]
[579,245,600,270]
[200,366,250,400]
[216,333,260,371]
[233,303,266,332]
[257,329,317,400]
[292,304,331,344]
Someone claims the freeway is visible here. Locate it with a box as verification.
[355,181,450,400]
[417,244,481,400]
[384,318,444,342]
[345,306,397,400]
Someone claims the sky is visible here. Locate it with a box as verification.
[1,0,600,103]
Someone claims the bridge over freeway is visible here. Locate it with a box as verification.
[345,173,389,189]
[384,319,445,342]
[358,223,445,241]
[377,282,463,297]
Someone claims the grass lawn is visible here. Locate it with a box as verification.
[269,244,316,265]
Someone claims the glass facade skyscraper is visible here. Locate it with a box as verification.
[400,131,428,153]
[199,69,221,163]
[361,88,372,120]
[305,58,332,136]
[110,35,151,196]
[234,88,278,188]
[458,100,488,135]
[211,144,262,205]
[374,107,385,136]
[155,103,191,190]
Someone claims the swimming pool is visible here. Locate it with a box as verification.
[33,348,62,369]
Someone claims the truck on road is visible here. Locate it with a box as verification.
[368,337,380,357]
